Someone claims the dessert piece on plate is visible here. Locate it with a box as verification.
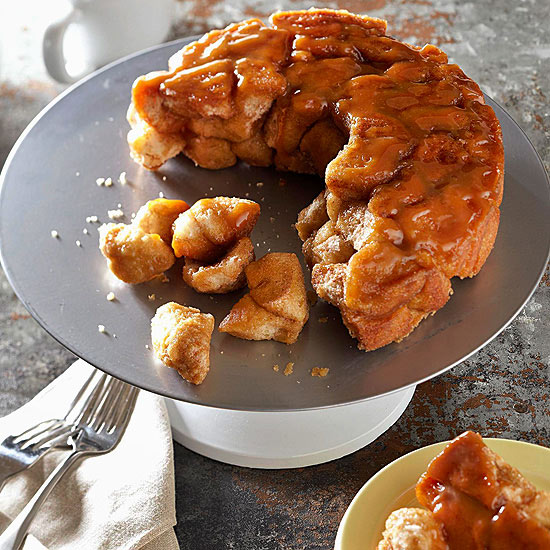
[377,431,550,549]
[99,223,175,284]
[219,252,309,344]
[172,196,260,262]
[377,508,448,550]
[127,8,504,351]
[99,197,189,284]
[151,302,215,384]
[133,198,189,243]
[182,237,255,293]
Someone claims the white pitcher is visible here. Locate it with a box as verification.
[43,0,174,84]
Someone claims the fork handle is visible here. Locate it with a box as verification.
[0,449,82,550]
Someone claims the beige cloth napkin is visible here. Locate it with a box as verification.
[0,359,179,550]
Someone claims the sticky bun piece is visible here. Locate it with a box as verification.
[219,252,309,344]
[377,508,448,550]
[151,302,214,385]
[172,196,260,262]
[99,223,175,284]
[377,431,550,550]
[133,198,189,243]
[182,237,255,294]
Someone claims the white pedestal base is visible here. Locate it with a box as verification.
[165,386,415,469]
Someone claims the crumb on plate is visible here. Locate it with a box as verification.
[311,367,329,377]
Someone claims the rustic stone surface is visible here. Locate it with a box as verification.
[0,1,549,548]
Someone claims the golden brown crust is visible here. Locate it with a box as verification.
[133,198,189,243]
[219,252,309,344]
[98,223,175,284]
[151,302,214,384]
[182,237,255,293]
[172,197,260,262]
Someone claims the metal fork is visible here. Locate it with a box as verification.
[0,371,100,491]
[0,375,139,550]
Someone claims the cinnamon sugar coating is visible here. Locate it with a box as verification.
[151,302,214,385]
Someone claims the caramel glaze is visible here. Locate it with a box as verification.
[416,432,550,549]
[130,9,504,349]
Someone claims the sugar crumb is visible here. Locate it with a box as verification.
[82,228,89,235]
[98,324,106,333]
[119,171,127,185]
[75,240,82,247]
[108,209,124,220]
[148,293,156,301]
[104,177,113,187]
[162,175,167,181]
[284,362,294,376]
[158,191,164,198]
[256,181,264,187]
[106,291,116,301]
[273,364,280,372]
[50,230,59,239]
[96,177,105,186]
[311,367,329,378]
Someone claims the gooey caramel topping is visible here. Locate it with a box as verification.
[131,9,504,315]
[416,432,550,549]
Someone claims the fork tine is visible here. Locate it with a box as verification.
[91,379,124,431]
[25,425,76,450]
[64,370,100,422]
[12,420,64,444]
[103,384,131,432]
[109,386,139,435]
[6,370,100,448]
[74,374,109,426]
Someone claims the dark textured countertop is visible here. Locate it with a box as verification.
[1,1,549,548]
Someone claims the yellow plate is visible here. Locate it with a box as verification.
[335,437,550,550]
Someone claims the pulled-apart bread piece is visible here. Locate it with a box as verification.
[99,223,175,284]
[377,508,448,550]
[182,237,255,293]
[133,198,189,243]
[219,252,309,344]
[377,431,550,550]
[151,302,214,384]
[172,196,260,262]
[99,197,188,284]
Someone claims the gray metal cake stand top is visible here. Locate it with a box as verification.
[1,39,549,411]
